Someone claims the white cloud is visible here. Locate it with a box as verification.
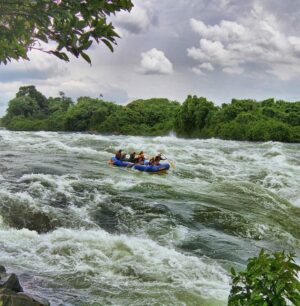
[114,0,157,34]
[191,67,205,76]
[41,77,130,104]
[187,0,300,80]
[188,38,239,68]
[0,50,67,83]
[138,48,173,75]
[266,63,300,81]
[190,18,246,43]
[191,62,214,75]
[0,82,26,115]
[288,36,300,53]
[222,66,243,75]
[200,62,215,71]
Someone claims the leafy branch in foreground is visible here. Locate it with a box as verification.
[228,250,300,306]
[0,0,133,64]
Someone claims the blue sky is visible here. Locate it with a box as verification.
[1,0,300,115]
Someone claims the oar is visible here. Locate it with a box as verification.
[161,154,176,169]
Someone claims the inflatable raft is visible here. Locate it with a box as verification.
[133,163,170,172]
[109,157,134,167]
[109,157,170,173]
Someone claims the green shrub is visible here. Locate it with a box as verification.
[174,95,217,136]
[228,250,300,305]
[6,117,47,131]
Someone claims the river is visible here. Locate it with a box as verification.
[0,130,299,305]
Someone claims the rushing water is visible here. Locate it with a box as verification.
[0,130,299,306]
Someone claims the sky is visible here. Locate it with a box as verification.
[1,0,300,115]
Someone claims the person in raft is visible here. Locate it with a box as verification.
[135,151,145,164]
[129,151,136,163]
[115,149,127,161]
[150,153,166,165]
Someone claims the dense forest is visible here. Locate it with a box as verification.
[1,85,300,142]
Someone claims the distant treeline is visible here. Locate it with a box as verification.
[1,85,300,142]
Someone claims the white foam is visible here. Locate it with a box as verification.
[0,227,230,301]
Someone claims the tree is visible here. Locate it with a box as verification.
[228,250,300,306]
[64,97,119,131]
[100,98,180,135]
[0,0,133,64]
[3,96,40,118]
[16,85,48,110]
[174,95,217,137]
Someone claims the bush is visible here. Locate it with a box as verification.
[174,95,217,136]
[247,120,292,142]
[228,250,300,305]
[100,98,180,136]
[5,117,47,131]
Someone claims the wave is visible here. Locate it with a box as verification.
[0,227,230,305]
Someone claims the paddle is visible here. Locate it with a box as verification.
[161,154,176,169]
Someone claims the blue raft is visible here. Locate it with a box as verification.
[109,157,170,173]
[109,157,134,167]
[133,163,170,172]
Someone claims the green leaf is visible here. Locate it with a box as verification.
[51,51,69,61]
[80,52,91,64]
[101,39,114,52]
[82,40,93,50]
[231,267,237,276]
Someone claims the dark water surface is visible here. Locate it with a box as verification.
[0,131,299,305]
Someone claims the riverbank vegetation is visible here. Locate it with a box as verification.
[1,86,299,142]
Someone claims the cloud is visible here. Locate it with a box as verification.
[222,66,243,75]
[200,62,214,71]
[138,48,174,75]
[266,63,300,81]
[288,36,300,53]
[191,62,215,76]
[0,51,67,83]
[0,82,25,116]
[0,64,66,83]
[0,74,130,117]
[54,77,130,104]
[188,39,238,68]
[187,0,300,80]
[190,18,246,43]
[114,0,157,34]
[191,67,205,76]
